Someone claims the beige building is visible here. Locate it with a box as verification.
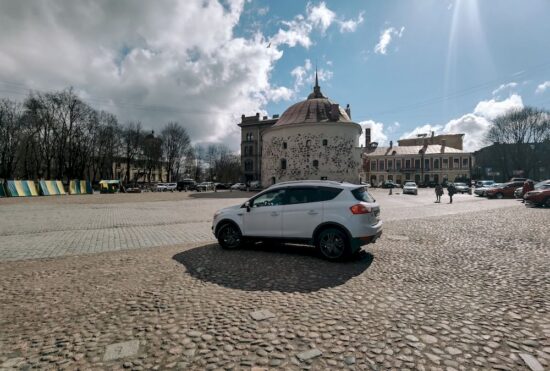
[239,74,363,187]
[364,135,472,186]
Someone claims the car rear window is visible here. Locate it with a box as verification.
[351,187,376,203]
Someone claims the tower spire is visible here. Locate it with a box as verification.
[315,66,319,88]
[308,64,325,99]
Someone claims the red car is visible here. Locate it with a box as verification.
[486,181,524,199]
[524,182,550,207]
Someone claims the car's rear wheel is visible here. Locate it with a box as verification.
[316,228,350,261]
[495,193,504,199]
[217,223,242,249]
[544,197,550,208]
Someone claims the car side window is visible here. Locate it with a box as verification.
[284,187,319,205]
[318,187,343,201]
[251,189,285,208]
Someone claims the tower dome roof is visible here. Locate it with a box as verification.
[273,72,352,127]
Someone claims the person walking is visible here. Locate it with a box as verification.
[447,183,456,204]
[435,184,443,203]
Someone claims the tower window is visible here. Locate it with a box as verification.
[281,159,287,170]
[306,140,311,147]
[283,142,287,149]
[313,160,319,168]
[322,139,328,146]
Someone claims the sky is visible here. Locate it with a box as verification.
[1,0,550,152]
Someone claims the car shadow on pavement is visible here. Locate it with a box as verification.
[189,191,257,199]
[172,243,373,293]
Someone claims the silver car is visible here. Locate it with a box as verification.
[474,183,502,197]
[402,181,418,195]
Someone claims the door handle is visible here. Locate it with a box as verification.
[307,210,319,215]
[270,212,279,216]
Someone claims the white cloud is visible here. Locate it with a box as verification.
[400,94,524,151]
[473,94,523,120]
[374,26,405,55]
[257,6,269,16]
[271,15,314,48]
[535,81,550,94]
[291,59,313,89]
[358,120,389,147]
[290,59,332,93]
[307,2,336,33]
[491,82,517,96]
[339,12,364,33]
[266,86,294,102]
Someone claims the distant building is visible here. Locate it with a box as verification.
[472,142,550,182]
[239,73,363,186]
[363,133,472,185]
[238,113,278,183]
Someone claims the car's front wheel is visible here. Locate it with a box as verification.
[495,193,504,199]
[316,228,350,261]
[217,223,242,249]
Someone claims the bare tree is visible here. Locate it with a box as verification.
[142,130,163,183]
[122,121,143,184]
[161,122,190,182]
[0,99,23,179]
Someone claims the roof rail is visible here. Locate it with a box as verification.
[269,180,345,187]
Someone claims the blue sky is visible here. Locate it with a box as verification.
[1,0,549,151]
[236,0,550,149]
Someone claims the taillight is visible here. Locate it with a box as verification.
[350,204,370,214]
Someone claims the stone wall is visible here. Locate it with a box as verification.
[261,123,362,186]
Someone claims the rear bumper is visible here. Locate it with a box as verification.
[352,230,383,251]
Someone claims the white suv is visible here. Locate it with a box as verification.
[212,180,383,260]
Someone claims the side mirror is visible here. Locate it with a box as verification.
[245,201,251,212]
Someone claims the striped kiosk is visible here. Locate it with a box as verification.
[39,180,67,196]
[0,183,6,197]
[69,180,93,195]
[6,180,39,197]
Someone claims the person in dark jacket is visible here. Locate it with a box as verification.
[522,180,534,203]
[435,184,443,203]
[447,183,456,204]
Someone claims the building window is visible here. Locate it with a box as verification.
[462,158,469,168]
[283,142,287,149]
[443,158,449,169]
[454,158,460,168]
[244,160,253,171]
[434,159,440,169]
[387,159,393,170]
[414,159,420,169]
[424,159,430,170]
[405,159,411,169]
[379,160,385,171]
[396,160,401,170]
[322,139,328,146]
[371,161,377,171]
[313,160,319,168]
[306,140,311,147]
[281,159,287,170]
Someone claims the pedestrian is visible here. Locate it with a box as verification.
[522,179,534,203]
[435,184,443,203]
[447,182,456,204]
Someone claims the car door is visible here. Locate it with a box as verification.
[281,187,323,239]
[242,188,286,237]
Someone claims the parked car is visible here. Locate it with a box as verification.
[230,183,247,190]
[486,181,524,199]
[196,182,215,192]
[427,181,437,188]
[155,183,167,192]
[212,180,383,261]
[452,182,470,194]
[165,183,177,192]
[177,179,196,191]
[474,183,501,197]
[402,181,418,195]
[523,181,550,207]
[510,177,527,182]
[475,180,495,188]
[381,181,399,189]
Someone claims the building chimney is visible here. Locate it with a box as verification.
[441,139,446,153]
[365,128,371,147]
[263,115,268,120]
[345,104,351,119]
[390,140,393,148]
[431,131,435,138]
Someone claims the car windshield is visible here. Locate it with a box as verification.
[535,181,550,189]
[404,182,416,186]
[352,187,376,203]
[454,183,466,186]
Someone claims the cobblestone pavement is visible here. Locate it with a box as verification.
[0,189,517,261]
[1,201,548,370]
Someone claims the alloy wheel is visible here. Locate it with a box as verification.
[319,230,346,259]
